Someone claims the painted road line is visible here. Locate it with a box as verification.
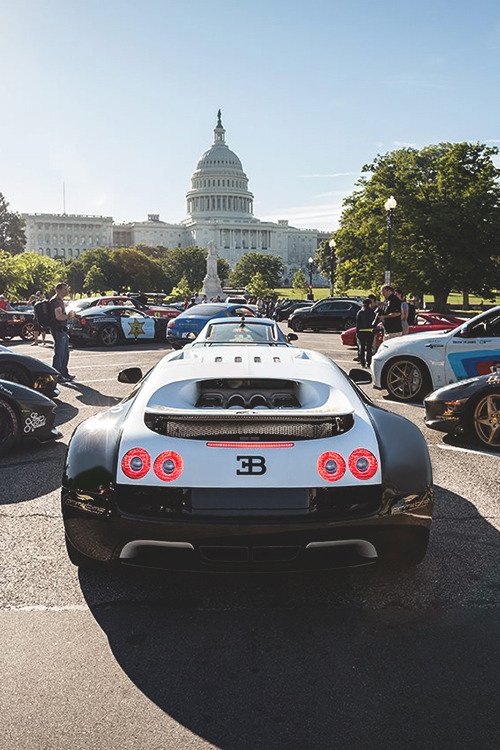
[432,444,500,459]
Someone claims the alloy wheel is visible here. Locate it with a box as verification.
[386,359,424,401]
[99,325,119,347]
[473,392,500,447]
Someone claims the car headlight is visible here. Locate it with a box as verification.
[34,374,58,390]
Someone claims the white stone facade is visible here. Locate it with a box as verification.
[22,113,330,282]
[22,213,113,259]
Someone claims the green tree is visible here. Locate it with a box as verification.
[161,246,207,289]
[65,258,86,296]
[229,252,283,289]
[246,272,273,297]
[84,264,108,294]
[217,256,231,285]
[169,276,192,301]
[7,253,61,298]
[334,142,500,309]
[292,269,309,297]
[0,193,25,255]
[0,250,16,293]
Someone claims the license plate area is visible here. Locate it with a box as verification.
[191,487,309,514]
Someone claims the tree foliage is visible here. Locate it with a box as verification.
[246,272,273,298]
[229,252,284,289]
[331,142,500,308]
[169,276,192,301]
[0,252,62,298]
[292,269,309,296]
[0,193,25,255]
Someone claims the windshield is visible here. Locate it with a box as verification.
[198,321,284,344]
[182,304,226,317]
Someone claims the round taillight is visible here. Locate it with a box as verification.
[167,319,175,329]
[121,448,151,479]
[317,452,346,482]
[349,448,378,480]
[154,451,183,481]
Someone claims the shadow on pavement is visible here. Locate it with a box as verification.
[0,441,67,504]
[79,486,500,749]
[61,381,121,408]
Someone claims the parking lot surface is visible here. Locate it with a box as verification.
[1,331,499,749]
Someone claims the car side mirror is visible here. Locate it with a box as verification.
[349,368,372,385]
[286,333,298,342]
[118,367,143,384]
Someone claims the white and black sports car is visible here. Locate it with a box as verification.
[0,379,60,455]
[68,305,169,347]
[0,346,60,397]
[62,318,434,570]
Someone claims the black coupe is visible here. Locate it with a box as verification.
[0,309,35,342]
[0,347,60,396]
[0,379,60,455]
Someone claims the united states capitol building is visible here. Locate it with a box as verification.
[23,112,330,280]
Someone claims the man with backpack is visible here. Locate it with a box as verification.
[49,282,75,383]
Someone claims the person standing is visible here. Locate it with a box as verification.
[396,289,409,334]
[356,298,377,367]
[379,284,402,340]
[32,292,49,346]
[50,282,75,383]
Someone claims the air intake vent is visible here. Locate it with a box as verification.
[144,414,354,441]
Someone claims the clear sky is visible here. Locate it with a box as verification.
[1,0,500,231]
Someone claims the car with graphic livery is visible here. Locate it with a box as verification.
[0,308,35,342]
[424,370,500,448]
[372,306,500,401]
[67,304,170,347]
[0,345,60,396]
[67,295,180,320]
[62,316,434,571]
[0,379,60,455]
[166,303,257,348]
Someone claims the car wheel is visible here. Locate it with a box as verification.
[470,391,500,448]
[0,397,20,455]
[293,320,304,332]
[65,535,103,569]
[20,322,35,340]
[98,324,120,347]
[0,364,30,388]
[343,318,356,331]
[385,358,430,402]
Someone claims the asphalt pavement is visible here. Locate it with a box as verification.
[1,330,499,749]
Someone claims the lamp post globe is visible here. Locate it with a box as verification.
[384,196,397,286]
[307,257,314,301]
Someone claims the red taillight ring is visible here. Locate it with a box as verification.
[121,448,151,479]
[349,448,378,480]
[317,451,346,482]
[154,451,183,481]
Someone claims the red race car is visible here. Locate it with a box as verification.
[67,296,180,320]
[341,312,466,351]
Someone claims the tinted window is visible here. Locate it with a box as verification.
[183,304,226,317]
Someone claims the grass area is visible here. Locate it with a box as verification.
[274,288,500,306]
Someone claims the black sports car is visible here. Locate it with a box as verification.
[0,347,60,396]
[0,379,60,455]
[424,371,500,448]
[288,298,361,332]
[0,308,35,342]
[68,305,169,347]
[62,319,433,571]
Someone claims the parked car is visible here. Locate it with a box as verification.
[372,306,500,401]
[0,308,35,342]
[167,303,257,348]
[68,305,170,347]
[341,312,467,351]
[424,371,500,448]
[67,295,180,320]
[288,298,361,332]
[61,320,433,570]
[0,379,60,455]
[274,300,313,321]
[0,347,60,396]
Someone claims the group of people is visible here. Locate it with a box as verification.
[355,285,417,368]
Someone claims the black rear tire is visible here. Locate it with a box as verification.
[0,365,31,388]
[65,535,103,569]
[343,318,356,331]
[293,320,304,332]
[98,324,120,347]
[0,397,20,455]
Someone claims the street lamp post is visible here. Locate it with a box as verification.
[384,195,397,286]
[328,239,336,296]
[307,256,314,301]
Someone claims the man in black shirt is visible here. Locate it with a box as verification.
[356,298,377,367]
[379,284,402,340]
[50,282,75,383]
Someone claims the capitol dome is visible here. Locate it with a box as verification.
[185,111,254,219]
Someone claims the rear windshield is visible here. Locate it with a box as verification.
[205,322,277,343]
[183,304,226,316]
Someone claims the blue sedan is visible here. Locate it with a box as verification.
[167,303,257,348]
